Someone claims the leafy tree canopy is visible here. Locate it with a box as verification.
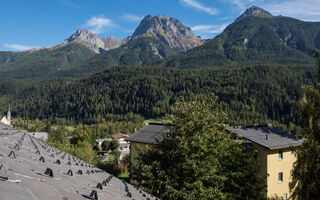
[131,94,266,200]
[290,50,320,199]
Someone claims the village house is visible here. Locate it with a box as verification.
[127,123,303,200]
[111,133,130,160]
[96,133,130,160]
[30,131,48,142]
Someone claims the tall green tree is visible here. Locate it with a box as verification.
[131,94,265,200]
[110,140,120,151]
[101,140,111,151]
[290,50,320,199]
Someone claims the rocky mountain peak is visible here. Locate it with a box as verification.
[132,15,203,51]
[237,6,273,21]
[63,29,126,53]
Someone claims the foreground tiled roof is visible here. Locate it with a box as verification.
[226,125,303,150]
[126,123,169,144]
[0,123,155,200]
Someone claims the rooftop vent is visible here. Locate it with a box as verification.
[82,190,98,200]
[0,164,8,181]
[44,168,53,177]
[39,156,45,162]
[96,183,103,190]
[8,151,16,159]
[14,144,20,150]
[66,169,73,176]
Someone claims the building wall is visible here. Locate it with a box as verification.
[253,144,297,199]
[130,142,154,167]
[267,148,296,199]
[252,143,268,198]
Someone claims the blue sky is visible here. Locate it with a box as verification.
[1,0,320,51]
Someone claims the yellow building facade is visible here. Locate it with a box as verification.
[128,124,303,200]
[228,125,303,200]
[253,143,297,199]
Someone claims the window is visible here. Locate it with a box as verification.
[283,193,287,200]
[278,150,283,160]
[278,172,283,183]
[245,143,252,152]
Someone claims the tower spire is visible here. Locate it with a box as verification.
[7,105,11,125]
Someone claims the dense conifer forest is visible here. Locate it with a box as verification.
[1,65,317,129]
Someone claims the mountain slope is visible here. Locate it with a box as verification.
[62,37,181,76]
[1,65,316,126]
[0,14,202,80]
[164,6,320,68]
[0,42,96,79]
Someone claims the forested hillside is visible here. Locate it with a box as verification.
[0,43,97,80]
[0,66,316,126]
[61,37,181,77]
[164,16,320,68]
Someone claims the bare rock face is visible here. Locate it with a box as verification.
[64,29,126,53]
[104,36,127,51]
[236,6,273,21]
[132,15,203,51]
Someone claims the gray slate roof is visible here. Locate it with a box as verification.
[126,123,169,144]
[0,123,155,200]
[226,125,303,150]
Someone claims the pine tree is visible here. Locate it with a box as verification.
[131,94,265,200]
[290,50,320,199]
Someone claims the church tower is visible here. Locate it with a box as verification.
[7,106,11,125]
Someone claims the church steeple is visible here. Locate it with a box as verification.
[7,105,11,125]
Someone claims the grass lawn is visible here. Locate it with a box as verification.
[101,154,115,162]
[145,119,172,124]
[117,173,129,182]
[51,125,75,132]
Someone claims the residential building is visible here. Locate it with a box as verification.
[30,131,48,142]
[96,133,130,160]
[126,123,168,167]
[226,125,303,199]
[95,138,112,146]
[112,133,130,160]
[127,123,303,199]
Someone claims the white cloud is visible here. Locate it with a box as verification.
[228,0,261,11]
[180,0,218,15]
[85,16,114,34]
[262,0,320,21]
[4,43,37,51]
[192,23,230,38]
[192,23,230,33]
[122,14,142,22]
[227,0,320,21]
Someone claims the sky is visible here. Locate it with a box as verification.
[1,0,320,51]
